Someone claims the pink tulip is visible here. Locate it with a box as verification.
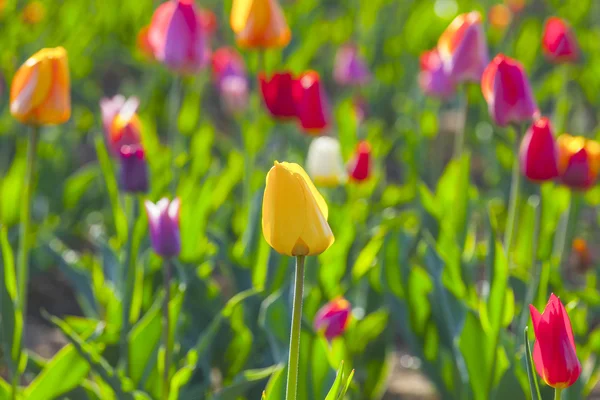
[419,49,456,98]
[333,44,371,86]
[314,297,351,340]
[519,117,559,182]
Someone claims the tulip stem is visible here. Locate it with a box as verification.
[12,125,39,397]
[554,388,562,400]
[285,255,305,400]
[453,85,469,159]
[556,192,583,271]
[168,76,182,193]
[162,257,173,400]
[504,124,523,256]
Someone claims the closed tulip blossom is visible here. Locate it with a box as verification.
[147,0,207,74]
[556,134,600,190]
[306,137,347,187]
[530,294,581,389]
[481,54,538,127]
[419,49,456,98]
[519,117,559,182]
[212,48,248,114]
[348,141,372,182]
[542,17,579,63]
[314,297,351,341]
[11,47,70,125]
[293,71,330,133]
[259,71,297,119]
[119,145,148,194]
[100,96,142,155]
[212,47,246,88]
[230,0,291,49]
[437,11,489,83]
[334,44,371,86]
[262,162,334,256]
[145,198,181,258]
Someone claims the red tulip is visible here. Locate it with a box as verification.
[292,71,330,133]
[419,49,456,98]
[556,134,600,190]
[542,17,579,63]
[348,141,372,182]
[481,54,538,127]
[530,294,581,389]
[147,0,208,74]
[259,71,297,119]
[314,297,351,340]
[519,117,558,182]
[437,11,489,82]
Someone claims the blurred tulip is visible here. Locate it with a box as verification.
[571,237,592,273]
[352,96,368,124]
[22,1,45,25]
[11,47,70,125]
[481,54,538,127]
[530,294,581,389]
[145,198,181,258]
[348,141,372,182]
[505,0,525,13]
[259,71,297,119]
[137,26,155,60]
[314,297,351,340]
[220,76,249,115]
[119,145,148,194]
[519,117,558,182]
[230,0,291,49]
[293,71,330,133]
[333,44,371,86]
[212,47,246,87]
[199,8,218,36]
[419,49,456,98]
[489,4,512,30]
[542,17,579,63]
[262,161,334,256]
[100,96,142,155]
[556,134,600,190]
[306,137,347,187]
[212,48,248,115]
[437,11,489,83]
[147,0,207,74]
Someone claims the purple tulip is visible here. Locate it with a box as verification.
[333,44,371,86]
[119,145,148,194]
[145,198,181,258]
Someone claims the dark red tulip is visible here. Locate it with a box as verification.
[348,141,372,182]
[542,17,579,63]
[314,297,351,340]
[292,71,330,133]
[519,117,559,182]
[530,294,581,389]
[259,71,297,119]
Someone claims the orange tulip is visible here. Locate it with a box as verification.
[230,0,291,49]
[556,134,600,190]
[10,47,70,125]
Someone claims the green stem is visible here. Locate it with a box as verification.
[118,196,139,373]
[12,125,39,397]
[556,192,583,271]
[504,125,524,256]
[453,85,469,159]
[169,76,182,193]
[285,255,305,400]
[555,388,562,400]
[162,257,173,400]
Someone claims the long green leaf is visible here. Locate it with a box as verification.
[524,327,542,400]
[0,226,18,374]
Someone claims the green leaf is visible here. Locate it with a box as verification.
[129,291,163,385]
[216,365,282,400]
[347,309,389,353]
[0,143,26,227]
[352,231,385,281]
[0,377,11,398]
[0,226,19,374]
[261,364,285,400]
[168,349,199,400]
[312,335,337,400]
[524,327,542,400]
[23,344,91,399]
[63,163,100,209]
[325,362,346,400]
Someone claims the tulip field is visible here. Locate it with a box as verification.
[3,0,600,399]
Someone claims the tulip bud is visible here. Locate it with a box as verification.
[488,5,512,31]
[230,0,291,49]
[542,17,579,64]
[519,117,559,182]
[100,96,142,155]
[333,44,371,86]
[220,75,249,115]
[147,0,207,74]
[556,134,600,190]
[293,71,330,133]
[10,47,70,125]
[306,137,347,187]
[437,11,489,83]
[314,297,351,340]
[262,161,334,256]
[259,71,297,119]
[419,49,456,99]
[145,198,181,258]
[481,54,538,127]
[348,141,372,182]
[530,294,581,389]
[22,1,45,25]
[212,47,246,88]
[119,145,148,194]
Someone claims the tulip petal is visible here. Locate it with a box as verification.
[230,0,252,33]
[34,55,70,124]
[532,340,546,380]
[557,297,576,349]
[284,162,328,220]
[163,5,192,69]
[296,175,334,255]
[10,64,40,118]
[168,197,181,224]
[262,162,306,256]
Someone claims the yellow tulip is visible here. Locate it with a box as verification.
[230,0,291,49]
[10,47,70,125]
[262,161,334,256]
